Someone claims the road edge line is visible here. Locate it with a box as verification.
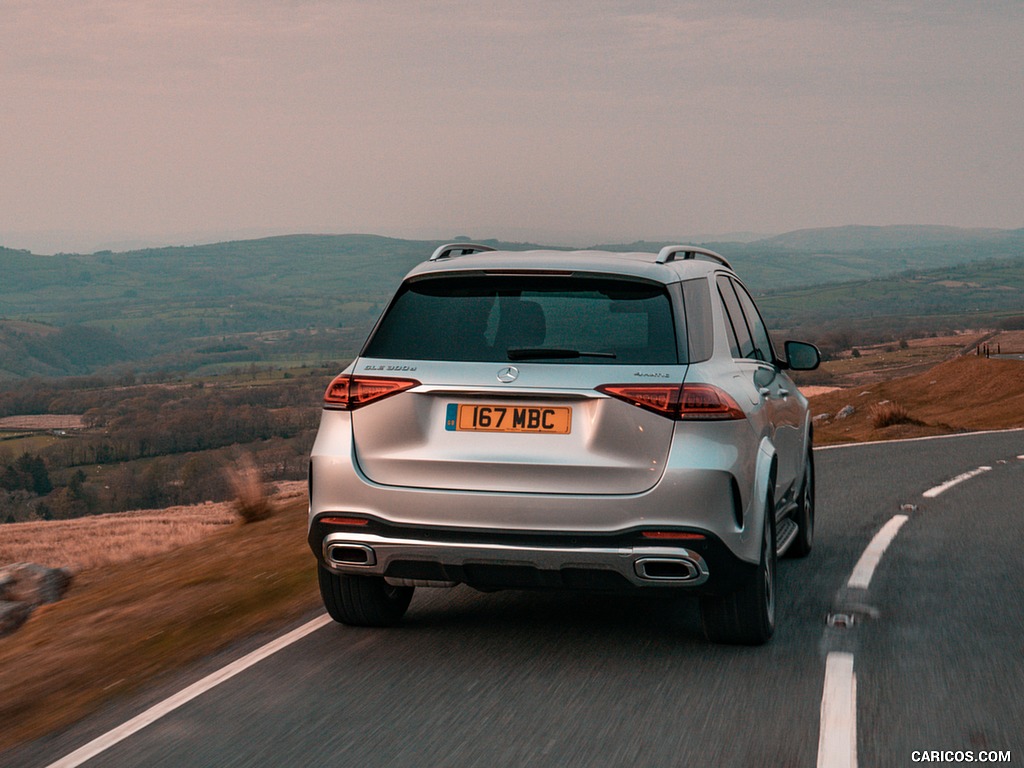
[46,614,333,768]
[814,427,1024,451]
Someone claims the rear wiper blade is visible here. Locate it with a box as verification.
[506,347,617,361]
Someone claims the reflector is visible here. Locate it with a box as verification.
[320,516,369,527]
[641,531,706,540]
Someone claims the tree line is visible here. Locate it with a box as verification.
[0,373,330,524]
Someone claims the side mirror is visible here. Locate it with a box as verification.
[784,340,821,371]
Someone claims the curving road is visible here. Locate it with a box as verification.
[6,430,1024,768]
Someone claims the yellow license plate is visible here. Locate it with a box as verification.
[446,403,572,434]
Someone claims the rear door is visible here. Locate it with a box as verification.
[717,275,804,498]
[349,273,685,495]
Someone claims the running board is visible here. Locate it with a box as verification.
[776,517,799,557]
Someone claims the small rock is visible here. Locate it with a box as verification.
[0,564,74,636]
[836,405,856,420]
[0,563,73,605]
[813,413,831,423]
[0,600,33,636]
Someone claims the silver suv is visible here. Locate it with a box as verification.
[308,243,820,644]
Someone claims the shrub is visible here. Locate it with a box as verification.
[226,456,275,524]
[870,401,913,429]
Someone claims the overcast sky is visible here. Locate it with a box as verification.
[3,0,1022,254]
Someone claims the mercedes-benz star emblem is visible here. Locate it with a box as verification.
[497,366,519,383]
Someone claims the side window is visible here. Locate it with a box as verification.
[716,276,754,359]
[732,280,775,364]
[681,278,714,363]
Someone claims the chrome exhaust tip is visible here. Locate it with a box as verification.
[634,556,707,583]
[326,542,377,567]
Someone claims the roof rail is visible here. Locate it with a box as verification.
[429,242,497,261]
[655,246,732,270]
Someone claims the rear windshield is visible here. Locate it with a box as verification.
[362,274,681,364]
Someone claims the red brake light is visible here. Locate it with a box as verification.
[596,384,680,417]
[324,375,419,410]
[676,384,746,420]
[596,383,745,420]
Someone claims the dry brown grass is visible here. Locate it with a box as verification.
[799,385,842,397]
[1,505,234,571]
[811,355,1024,444]
[992,330,1024,353]
[0,482,304,571]
[0,414,85,430]
[821,331,986,388]
[0,482,316,752]
[869,401,914,429]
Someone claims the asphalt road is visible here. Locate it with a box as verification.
[7,430,1023,768]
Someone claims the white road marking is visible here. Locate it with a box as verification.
[814,435,1019,767]
[847,514,909,590]
[922,466,992,498]
[814,426,1024,451]
[817,652,857,768]
[46,614,333,768]
[819,514,911,764]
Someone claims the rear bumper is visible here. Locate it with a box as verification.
[309,519,757,595]
[309,408,770,579]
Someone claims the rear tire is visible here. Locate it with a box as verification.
[788,451,814,559]
[318,565,413,627]
[700,500,776,645]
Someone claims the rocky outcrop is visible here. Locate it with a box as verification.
[0,563,73,636]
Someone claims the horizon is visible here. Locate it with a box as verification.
[6,222,1024,258]
[4,2,1023,256]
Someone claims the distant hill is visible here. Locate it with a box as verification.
[0,321,132,379]
[755,225,1024,251]
[589,227,1024,290]
[1,227,1022,379]
[758,251,1024,344]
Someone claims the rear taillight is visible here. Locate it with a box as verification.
[597,383,745,420]
[596,384,680,417]
[323,374,419,410]
[676,384,746,420]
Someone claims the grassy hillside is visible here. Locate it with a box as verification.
[758,253,1024,343]
[0,490,318,752]
[810,354,1024,444]
[2,228,1023,379]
